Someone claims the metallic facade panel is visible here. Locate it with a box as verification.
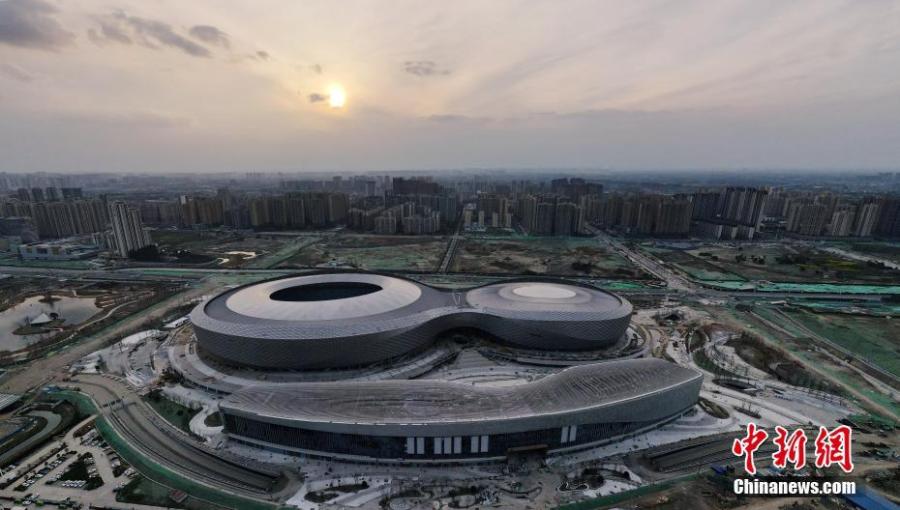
[219,359,702,460]
[191,272,633,369]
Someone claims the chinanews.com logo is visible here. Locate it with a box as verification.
[730,423,857,496]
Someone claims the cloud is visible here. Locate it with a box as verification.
[124,14,211,57]
[56,109,192,128]
[426,114,490,124]
[245,50,269,61]
[87,19,133,46]
[0,0,74,51]
[310,64,322,74]
[189,25,229,48]
[308,93,327,103]
[0,63,34,82]
[89,11,212,58]
[404,60,450,77]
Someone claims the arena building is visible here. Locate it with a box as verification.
[219,358,702,463]
[190,272,634,369]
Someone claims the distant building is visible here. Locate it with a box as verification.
[688,186,768,240]
[787,202,829,236]
[655,197,692,236]
[392,177,442,195]
[0,198,108,239]
[374,212,398,234]
[826,206,855,237]
[514,194,584,236]
[109,201,151,257]
[19,240,99,260]
[852,201,880,237]
[874,197,900,237]
[0,216,38,244]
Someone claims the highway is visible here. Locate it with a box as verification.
[0,265,203,283]
[62,374,283,499]
[3,246,897,300]
[438,214,463,273]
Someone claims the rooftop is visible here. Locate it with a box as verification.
[222,359,699,426]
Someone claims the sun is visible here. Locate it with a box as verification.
[328,85,346,108]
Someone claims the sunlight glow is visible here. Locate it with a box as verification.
[329,85,346,108]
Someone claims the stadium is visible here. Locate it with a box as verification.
[220,358,702,462]
[190,272,634,369]
[184,272,701,464]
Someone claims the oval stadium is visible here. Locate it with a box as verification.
[190,272,634,369]
[219,358,702,463]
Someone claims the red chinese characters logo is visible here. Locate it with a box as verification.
[814,425,853,473]
[732,423,854,475]
[732,423,769,475]
[772,426,807,469]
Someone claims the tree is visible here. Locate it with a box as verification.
[128,244,161,261]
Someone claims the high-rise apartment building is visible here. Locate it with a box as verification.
[109,201,152,257]
[874,197,900,237]
[853,201,881,237]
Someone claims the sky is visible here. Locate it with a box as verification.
[0,0,899,173]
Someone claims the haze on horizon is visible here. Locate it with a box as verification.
[1,0,899,174]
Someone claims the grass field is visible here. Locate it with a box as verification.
[780,309,900,378]
[144,393,199,433]
[278,235,448,272]
[118,476,232,510]
[151,230,217,248]
[451,237,650,279]
[848,242,900,264]
[643,242,900,284]
[712,306,900,420]
[641,245,741,280]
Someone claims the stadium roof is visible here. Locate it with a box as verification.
[222,358,700,427]
[221,273,424,321]
[466,280,630,320]
[198,272,631,333]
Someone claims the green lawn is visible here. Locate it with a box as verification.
[144,393,199,433]
[706,308,900,421]
[782,310,900,378]
[118,476,235,510]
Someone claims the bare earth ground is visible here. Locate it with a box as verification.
[452,237,651,279]
[151,230,298,268]
[0,282,213,396]
[641,243,900,284]
[278,235,449,272]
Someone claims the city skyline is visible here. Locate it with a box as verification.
[0,3,896,509]
[1,0,900,172]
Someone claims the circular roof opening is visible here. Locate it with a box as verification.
[512,284,577,299]
[270,282,382,302]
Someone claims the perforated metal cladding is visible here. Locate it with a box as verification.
[220,358,702,438]
[191,273,634,369]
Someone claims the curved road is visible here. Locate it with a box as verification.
[61,374,282,499]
